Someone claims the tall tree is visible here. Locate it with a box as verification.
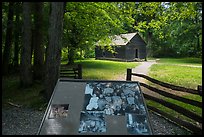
[44,2,64,100]
[13,2,21,68]
[33,2,44,80]
[134,2,162,57]
[151,2,202,57]
[2,2,14,75]
[20,2,32,87]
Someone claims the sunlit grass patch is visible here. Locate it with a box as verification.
[148,64,202,90]
[75,58,140,80]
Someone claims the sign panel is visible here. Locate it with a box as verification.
[38,79,153,135]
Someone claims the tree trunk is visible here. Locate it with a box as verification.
[13,2,21,68]
[44,2,64,100]
[197,34,200,54]
[147,29,152,57]
[68,47,75,65]
[33,2,44,80]
[30,29,34,65]
[2,2,14,75]
[20,2,33,87]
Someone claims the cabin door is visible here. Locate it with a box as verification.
[102,49,105,57]
[135,49,138,58]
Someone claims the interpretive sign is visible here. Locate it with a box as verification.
[38,79,153,135]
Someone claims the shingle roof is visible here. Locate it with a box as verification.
[111,32,137,45]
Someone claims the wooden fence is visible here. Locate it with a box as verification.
[60,64,82,79]
[126,68,202,135]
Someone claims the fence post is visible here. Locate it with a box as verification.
[78,64,82,79]
[197,85,202,96]
[126,68,132,81]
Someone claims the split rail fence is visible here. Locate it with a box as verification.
[126,68,202,135]
[60,64,82,79]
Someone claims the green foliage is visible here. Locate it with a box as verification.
[133,2,202,58]
[61,48,68,61]
[83,47,95,58]
[61,46,95,62]
[63,3,127,55]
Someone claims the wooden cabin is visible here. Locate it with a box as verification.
[95,32,147,61]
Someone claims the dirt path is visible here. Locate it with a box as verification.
[129,60,164,98]
[131,60,157,83]
[116,60,160,97]
[116,60,157,82]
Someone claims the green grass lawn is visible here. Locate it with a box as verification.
[74,58,139,80]
[148,64,202,89]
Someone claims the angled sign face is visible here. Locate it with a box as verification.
[38,79,153,135]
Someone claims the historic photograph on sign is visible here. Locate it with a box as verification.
[48,104,69,119]
[78,111,106,133]
[82,82,146,115]
[126,113,151,135]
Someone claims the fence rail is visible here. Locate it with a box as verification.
[60,64,82,79]
[127,69,202,96]
[143,93,202,123]
[126,68,202,135]
[140,82,202,108]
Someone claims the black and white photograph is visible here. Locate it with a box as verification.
[82,82,146,115]
[78,111,106,133]
[126,113,151,135]
[48,104,69,119]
